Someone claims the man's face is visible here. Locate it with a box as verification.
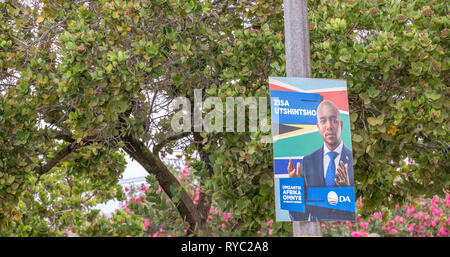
[316,103,343,150]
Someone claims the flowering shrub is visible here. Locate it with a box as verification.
[97,163,289,237]
[321,193,449,237]
[74,161,446,237]
[98,163,448,237]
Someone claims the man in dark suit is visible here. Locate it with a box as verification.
[288,100,355,221]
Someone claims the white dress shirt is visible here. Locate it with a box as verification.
[323,140,344,180]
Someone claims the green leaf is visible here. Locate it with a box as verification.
[353,134,363,142]
[367,117,378,126]
[367,87,380,98]
[171,73,184,87]
[424,91,441,101]
[105,63,113,73]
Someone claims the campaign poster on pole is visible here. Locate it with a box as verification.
[269,77,356,222]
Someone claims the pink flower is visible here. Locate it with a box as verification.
[134,197,141,204]
[374,212,383,219]
[438,227,448,236]
[182,166,189,175]
[257,230,262,234]
[268,229,273,235]
[432,197,439,204]
[224,213,232,218]
[207,215,212,222]
[145,219,150,226]
[156,185,162,194]
[193,186,200,204]
[124,186,129,192]
[66,226,72,233]
[221,224,226,229]
[359,222,368,229]
[431,219,437,227]
[210,208,214,214]
[391,228,398,235]
[223,217,228,222]
[351,231,362,237]
[395,216,404,224]
[408,224,415,232]
[321,223,326,229]
[153,232,159,237]
[432,208,443,216]
[267,219,273,227]
[407,204,415,215]
[160,228,165,233]
[416,212,424,219]
[416,225,423,233]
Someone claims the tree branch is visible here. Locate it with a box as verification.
[121,133,206,235]
[37,142,79,175]
[193,132,214,225]
[366,156,398,168]
[35,129,96,175]
[153,132,191,155]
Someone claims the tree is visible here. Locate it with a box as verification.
[0,0,447,236]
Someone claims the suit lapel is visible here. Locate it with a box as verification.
[318,146,325,186]
[339,145,351,166]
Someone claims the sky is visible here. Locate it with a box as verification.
[122,155,148,179]
[95,153,185,216]
[94,155,148,216]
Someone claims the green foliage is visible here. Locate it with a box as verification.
[0,162,125,236]
[0,0,447,236]
[307,0,448,214]
[322,194,449,237]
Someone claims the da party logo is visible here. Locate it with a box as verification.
[307,187,355,212]
[327,191,338,206]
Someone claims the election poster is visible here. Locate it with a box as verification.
[269,77,356,222]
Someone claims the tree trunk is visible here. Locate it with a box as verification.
[121,134,208,235]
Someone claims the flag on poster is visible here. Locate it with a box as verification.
[269,77,356,222]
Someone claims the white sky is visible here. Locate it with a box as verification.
[122,154,148,179]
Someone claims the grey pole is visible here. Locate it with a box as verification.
[283,0,322,237]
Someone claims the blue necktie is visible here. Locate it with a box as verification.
[325,152,338,187]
